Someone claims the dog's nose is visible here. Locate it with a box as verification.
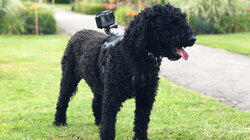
[187,35,196,46]
[188,35,196,42]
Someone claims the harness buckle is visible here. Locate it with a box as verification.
[132,74,147,90]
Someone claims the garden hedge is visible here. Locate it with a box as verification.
[48,0,72,4]
[23,2,57,34]
[0,0,26,34]
[115,0,249,34]
[73,2,106,15]
[0,0,57,34]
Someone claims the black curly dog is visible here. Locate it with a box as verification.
[54,4,196,140]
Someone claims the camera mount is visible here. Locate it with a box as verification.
[104,24,118,36]
[96,10,123,48]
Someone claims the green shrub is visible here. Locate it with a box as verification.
[156,0,248,34]
[235,14,249,33]
[115,6,133,26]
[113,0,248,34]
[87,3,106,14]
[48,0,72,4]
[189,13,249,34]
[0,1,57,34]
[189,14,215,34]
[23,2,57,34]
[0,0,26,34]
[73,2,106,15]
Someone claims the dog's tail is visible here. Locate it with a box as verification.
[54,41,81,126]
[60,40,80,94]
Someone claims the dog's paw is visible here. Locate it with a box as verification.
[53,121,67,126]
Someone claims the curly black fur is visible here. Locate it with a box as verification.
[53,4,196,140]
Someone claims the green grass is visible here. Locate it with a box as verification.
[197,32,250,56]
[53,4,72,11]
[0,35,249,139]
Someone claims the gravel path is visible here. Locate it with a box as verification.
[55,9,124,35]
[54,8,250,112]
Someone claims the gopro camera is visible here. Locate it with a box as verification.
[95,10,115,29]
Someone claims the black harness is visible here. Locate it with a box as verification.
[100,34,161,90]
[99,34,123,77]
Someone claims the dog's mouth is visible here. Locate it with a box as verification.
[171,47,189,61]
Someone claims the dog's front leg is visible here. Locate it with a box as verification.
[100,93,122,140]
[133,90,156,140]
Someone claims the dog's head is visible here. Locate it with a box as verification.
[128,4,196,61]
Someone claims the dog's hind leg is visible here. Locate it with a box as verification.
[53,47,80,126]
[92,93,103,126]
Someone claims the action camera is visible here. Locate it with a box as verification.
[95,10,115,29]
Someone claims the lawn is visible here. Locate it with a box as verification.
[197,32,250,56]
[0,35,249,139]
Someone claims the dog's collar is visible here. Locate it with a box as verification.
[147,52,162,67]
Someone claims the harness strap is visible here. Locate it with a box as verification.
[99,34,123,80]
[98,44,107,80]
[99,34,161,91]
[118,45,147,90]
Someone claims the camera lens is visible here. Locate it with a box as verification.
[105,14,110,22]
[109,13,114,19]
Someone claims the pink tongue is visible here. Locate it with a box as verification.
[176,48,189,60]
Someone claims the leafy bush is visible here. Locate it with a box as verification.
[189,14,215,34]
[87,3,106,14]
[73,2,106,15]
[0,0,26,34]
[48,0,72,4]
[113,0,248,33]
[115,6,134,25]
[145,0,249,34]
[189,13,249,34]
[0,0,57,34]
[213,14,249,34]
[163,0,248,34]
[23,2,57,34]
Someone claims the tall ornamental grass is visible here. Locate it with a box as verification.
[161,0,249,34]
[114,0,249,34]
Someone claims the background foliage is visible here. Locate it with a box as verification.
[23,2,57,34]
[0,0,26,34]
[48,0,72,4]
[79,0,249,34]
[73,1,106,14]
[115,6,134,25]
[0,0,57,34]
[165,0,249,34]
